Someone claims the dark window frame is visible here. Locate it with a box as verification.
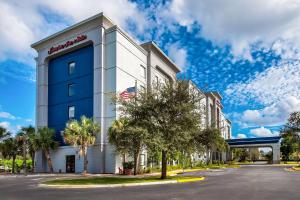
[68,83,75,97]
[68,61,76,75]
[68,105,75,119]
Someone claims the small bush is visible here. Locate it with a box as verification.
[195,161,207,168]
[122,161,133,170]
[2,159,32,173]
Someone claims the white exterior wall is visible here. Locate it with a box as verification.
[34,15,112,173]
[103,26,148,173]
[33,15,180,173]
[33,13,234,173]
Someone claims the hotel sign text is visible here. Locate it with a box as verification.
[48,35,87,55]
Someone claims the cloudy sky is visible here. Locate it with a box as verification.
[1,0,300,138]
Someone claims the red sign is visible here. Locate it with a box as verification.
[48,35,87,55]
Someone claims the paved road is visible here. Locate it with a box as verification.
[0,165,299,200]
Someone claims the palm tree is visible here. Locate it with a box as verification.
[0,127,12,171]
[0,126,10,140]
[35,127,58,173]
[108,118,129,164]
[27,127,37,173]
[63,116,100,174]
[17,125,35,174]
[0,137,20,173]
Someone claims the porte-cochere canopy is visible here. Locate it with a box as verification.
[226,136,281,146]
[226,136,281,164]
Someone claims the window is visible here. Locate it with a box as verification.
[68,84,75,96]
[140,65,146,78]
[68,106,75,119]
[68,62,75,75]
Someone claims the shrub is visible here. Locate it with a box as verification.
[123,161,134,170]
[195,161,207,168]
[2,159,32,173]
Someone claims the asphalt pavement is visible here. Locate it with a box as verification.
[0,165,299,200]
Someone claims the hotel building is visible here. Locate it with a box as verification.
[32,13,231,173]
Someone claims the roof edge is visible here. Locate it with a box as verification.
[106,25,148,56]
[31,12,114,49]
[141,41,181,73]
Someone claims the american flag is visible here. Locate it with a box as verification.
[120,86,136,100]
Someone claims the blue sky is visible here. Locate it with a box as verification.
[1,0,300,138]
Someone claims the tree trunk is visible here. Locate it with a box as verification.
[161,150,167,179]
[31,152,35,173]
[206,149,211,165]
[133,149,140,175]
[123,154,126,163]
[83,146,88,175]
[23,138,27,175]
[44,150,54,173]
[12,155,16,174]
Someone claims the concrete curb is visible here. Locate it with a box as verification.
[284,167,300,172]
[39,176,205,189]
[39,180,178,189]
[292,167,300,171]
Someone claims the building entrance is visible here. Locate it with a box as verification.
[66,155,75,173]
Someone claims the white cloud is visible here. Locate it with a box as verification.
[0,0,147,65]
[237,133,247,139]
[250,127,279,137]
[166,0,300,60]
[41,0,147,34]
[0,111,16,120]
[226,61,300,106]
[25,119,33,122]
[0,121,10,129]
[241,96,300,127]
[167,42,188,70]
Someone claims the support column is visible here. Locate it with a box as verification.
[272,143,281,164]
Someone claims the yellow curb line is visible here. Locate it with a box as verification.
[39,180,178,189]
[40,177,205,189]
[177,177,205,183]
[292,167,300,171]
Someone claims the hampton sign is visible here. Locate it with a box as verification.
[48,35,87,55]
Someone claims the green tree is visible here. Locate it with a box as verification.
[281,112,300,162]
[285,112,300,132]
[111,87,154,175]
[35,127,58,173]
[0,126,9,140]
[27,126,38,173]
[280,130,299,161]
[196,128,227,164]
[63,116,100,174]
[108,118,129,164]
[108,118,147,175]
[0,137,20,173]
[149,80,204,179]
[17,125,35,174]
[111,80,204,179]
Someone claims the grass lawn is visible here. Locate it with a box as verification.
[44,176,204,185]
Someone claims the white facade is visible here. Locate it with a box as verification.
[32,13,180,173]
[205,92,232,139]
